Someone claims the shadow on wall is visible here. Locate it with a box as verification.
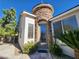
[0,56,8,59]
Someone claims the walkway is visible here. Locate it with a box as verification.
[0,43,74,59]
[30,52,52,59]
[30,42,52,59]
[0,43,52,59]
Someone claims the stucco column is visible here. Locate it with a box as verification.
[35,18,41,43]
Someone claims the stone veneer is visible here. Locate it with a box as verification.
[33,8,53,21]
[32,4,54,44]
[32,4,54,21]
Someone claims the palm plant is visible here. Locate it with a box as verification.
[58,30,79,59]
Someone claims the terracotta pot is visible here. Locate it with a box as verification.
[75,49,79,59]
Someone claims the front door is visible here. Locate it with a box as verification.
[40,23,47,42]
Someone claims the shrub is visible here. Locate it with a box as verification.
[49,44,63,56]
[58,30,79,59]
[22,41,38,55]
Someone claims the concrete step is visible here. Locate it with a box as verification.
[38,43,48,49]
[38,49,48,53]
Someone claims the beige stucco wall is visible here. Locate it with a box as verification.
[18,11,36,49]
[52,10,79,23]
[36,25,41,42]
[75,12,79,28]
[18,16,25,49]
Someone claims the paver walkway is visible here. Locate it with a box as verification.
[32,42,52,59]
[30,52,52,59]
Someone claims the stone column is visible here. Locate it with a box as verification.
[47,21,53,45]
[32,4,54,44]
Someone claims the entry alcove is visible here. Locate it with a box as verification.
[38,20,48,43]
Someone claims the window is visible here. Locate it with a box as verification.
[28,23,34,39]
[53,21,62,38]
[62,15,78,31]
[53,15,78,38]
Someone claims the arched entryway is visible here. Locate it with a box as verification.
[38,21,47,43]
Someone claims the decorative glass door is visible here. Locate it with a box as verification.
[40,23,47,42]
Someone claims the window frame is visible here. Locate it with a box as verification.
[28,23,34,39]
[52,15,78,45]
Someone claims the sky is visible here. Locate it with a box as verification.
[0,0,79,22]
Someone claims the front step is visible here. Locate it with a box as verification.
[38,42,48,53]
[38,49,48,53]
[39,43,48,49]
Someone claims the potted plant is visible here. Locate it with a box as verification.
[59,30,79,59]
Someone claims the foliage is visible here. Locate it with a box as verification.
[2,8,16,27]
[5,21,16,36]
[22,41,38,55]
[0,27,5,37]
[58,30,79,49]
[0,8,16,37]
[49,44,63,56]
